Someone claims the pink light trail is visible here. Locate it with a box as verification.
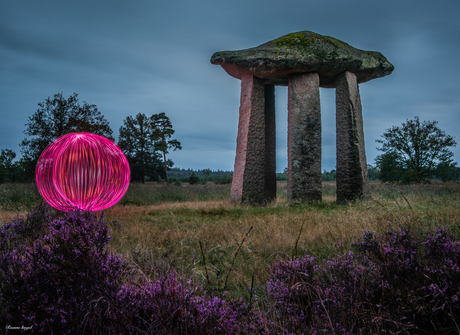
[36,133,130,212]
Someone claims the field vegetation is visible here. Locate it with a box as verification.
[103,181,460,293]
[1,180,459,333]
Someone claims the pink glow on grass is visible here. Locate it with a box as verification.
[36,133,130,212]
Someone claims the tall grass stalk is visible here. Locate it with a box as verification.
[102,181,460,302]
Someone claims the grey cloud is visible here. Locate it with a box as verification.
[0,0,459,172]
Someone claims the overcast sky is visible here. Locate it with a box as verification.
[1,0,459,172]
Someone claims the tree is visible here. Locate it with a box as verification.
[151,113,182,186]
[375,116,457,183]
[435,159,459,182]
[321,169,336,181]
[20,92,113,179]
[375,152,404,183]
[188,172,200,185]
[0,149,16,183]
[367,164,380,181]
[118,113,162,183]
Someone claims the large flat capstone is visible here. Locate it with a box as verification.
[211,31,394,87]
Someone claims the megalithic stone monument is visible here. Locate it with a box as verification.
[211,31,394,205]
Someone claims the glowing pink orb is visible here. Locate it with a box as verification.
[36,133,130,212]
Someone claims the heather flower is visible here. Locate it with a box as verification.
[0,208,124,333]
[268,224,460,334]
[118,270,270,334]
[0,207,271,334]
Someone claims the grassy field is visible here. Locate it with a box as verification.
[1,180,459,303]
[100,181,460,303]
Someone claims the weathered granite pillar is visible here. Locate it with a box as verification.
[264,84,277,202]
[335,71,370,204]
[287,72,322,202]
[212,31,394,205]
[231,72,267,204]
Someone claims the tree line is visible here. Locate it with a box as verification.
[276,116,458,183]
[1,93,458,185]
[168,168,233,185]
[0,92,181,185]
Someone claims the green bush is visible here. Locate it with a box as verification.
[0,183,42,211]
[188,172,200,185]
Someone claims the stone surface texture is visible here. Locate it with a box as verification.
[231,73,267,204]
[335,71,370,204]
[287,72,322,202]
[213,31,393,205]
[211,31,394,87]
[264,84,277,202]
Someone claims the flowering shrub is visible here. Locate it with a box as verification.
[0,203,52,252]
[0,208,124,333]
[268,225,460,334]
[0,207,269,334]
[4,206,457,334]
[118,273,269,334]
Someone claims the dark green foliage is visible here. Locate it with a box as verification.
[170,168,233,184]
[276,172,287,181]
[367,164,379,181]
[0,149,51,184]
[375,151,404,182]
[169,176,182,186]
[321,169,336,181]
[0,183,42,211]
[189,172,200,185]
[375,116,457,183]
[0,149,17,183]
[20,92,113,180]
[118,112,181,185]
[436,159,460,182]
[151,112,182,186]
[213,174,232,184]
[118,113,163,183]
[280,167,377,182]
[277,168,339,182]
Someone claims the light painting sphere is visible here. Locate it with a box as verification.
[36,133,130,212]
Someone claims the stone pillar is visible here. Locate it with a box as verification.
[287,72,322,202]
[335,71,370,204]
[231,73,267,204]
[264,84,277,202]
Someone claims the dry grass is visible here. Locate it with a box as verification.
[1,181,458,299]
[0,210,30,225]
[103,181,460,299]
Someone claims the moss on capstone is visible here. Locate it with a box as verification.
[273,33,313,49]
[272,32,352,63]
[273,32,349,51]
